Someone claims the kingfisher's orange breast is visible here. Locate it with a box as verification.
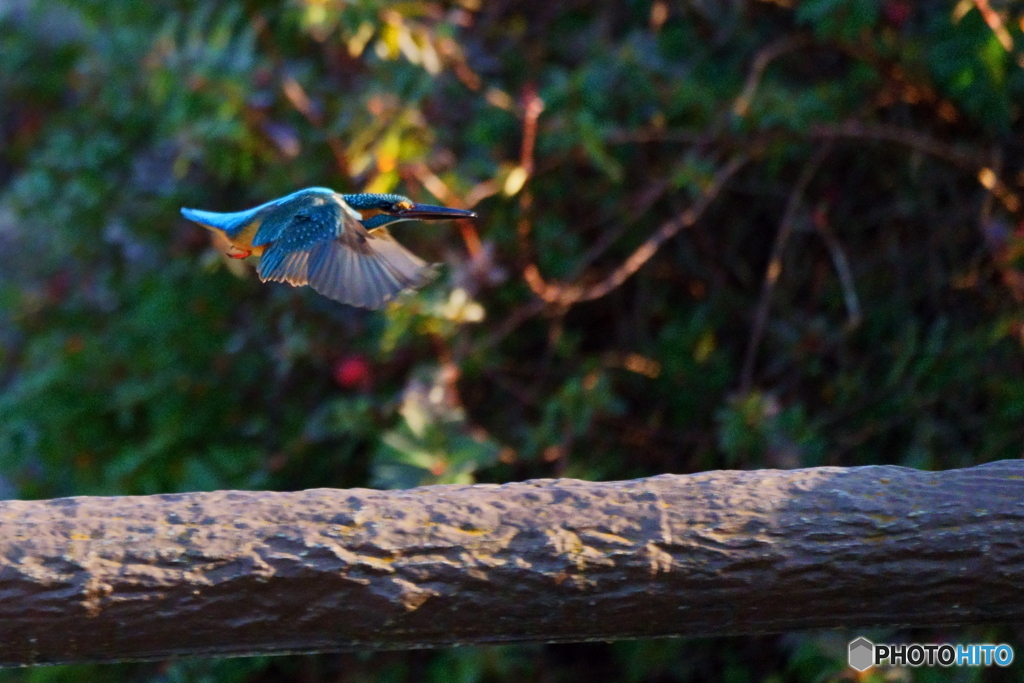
[228,219,267,256]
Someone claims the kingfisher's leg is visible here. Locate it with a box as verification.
[225,245,252,259]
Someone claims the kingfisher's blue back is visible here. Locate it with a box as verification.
[180,187,343,238]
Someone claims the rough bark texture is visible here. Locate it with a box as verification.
[1,460,1023,666]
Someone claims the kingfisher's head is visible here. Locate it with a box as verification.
[343,193,477,229]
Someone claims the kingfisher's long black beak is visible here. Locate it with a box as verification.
[394,204,478,221]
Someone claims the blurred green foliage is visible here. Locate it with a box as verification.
[2,0,1024,680]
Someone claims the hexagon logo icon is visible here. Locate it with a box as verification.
[848,637,874,672]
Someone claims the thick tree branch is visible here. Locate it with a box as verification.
[3,461,1024,666]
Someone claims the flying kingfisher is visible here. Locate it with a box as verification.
[180,188,476,309]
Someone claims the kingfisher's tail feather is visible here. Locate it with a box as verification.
[180,207,224,231]
[180,207,262,235]
[302,230,437,309]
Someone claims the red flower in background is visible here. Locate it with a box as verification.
[333,354,372,391]
[883,1,911,27]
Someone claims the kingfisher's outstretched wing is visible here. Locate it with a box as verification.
[256,194,436,309]
[304,226,438,309]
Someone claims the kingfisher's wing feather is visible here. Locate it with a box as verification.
[304,225,438,309]
[366,227,439,284]
[252,192,435,309]
[255,199,346,283]
[258,249,311,286]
